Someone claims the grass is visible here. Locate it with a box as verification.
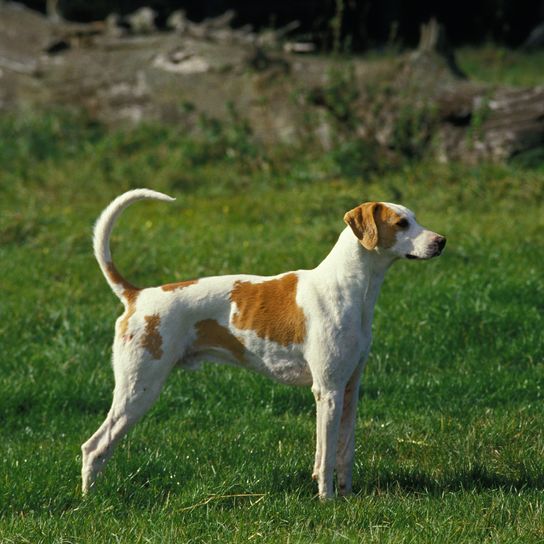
[456,46,544,87]
[1,112,544,543]
[361,46,544,88]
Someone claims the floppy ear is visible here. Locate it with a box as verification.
[343,202,380,250]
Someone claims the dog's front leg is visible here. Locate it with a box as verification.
[312,385,344,499]
[311,391,322,482]
[335,361,364,496]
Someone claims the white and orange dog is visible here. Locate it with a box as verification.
[81,189,446,498]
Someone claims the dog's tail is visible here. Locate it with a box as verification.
[93,189,176,303]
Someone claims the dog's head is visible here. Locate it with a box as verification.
[343,202,446,260]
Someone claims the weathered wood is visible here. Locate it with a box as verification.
[0,4,542,163]
[385,19,544,161]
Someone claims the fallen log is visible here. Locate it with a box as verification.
[0,5,542,164]
[373,19,544,162]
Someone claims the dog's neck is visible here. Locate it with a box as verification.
[315,227,395,323]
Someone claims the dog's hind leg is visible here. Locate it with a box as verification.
[81,343,175,494]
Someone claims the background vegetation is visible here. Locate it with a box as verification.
[1,48,543,542]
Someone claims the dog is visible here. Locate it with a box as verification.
[81,189,446,499]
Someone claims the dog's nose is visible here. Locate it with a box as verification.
[436,236,446,251]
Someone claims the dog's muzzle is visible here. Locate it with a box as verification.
[433,236,447,256]
[406,235,446,260]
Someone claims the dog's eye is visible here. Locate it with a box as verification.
[396,218,409,228]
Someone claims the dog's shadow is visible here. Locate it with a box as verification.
[113,463,544,510]
[352,465,544,496]
[270,465,544,497]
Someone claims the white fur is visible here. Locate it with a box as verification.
[93,188,175,300]
[81,190,445,499]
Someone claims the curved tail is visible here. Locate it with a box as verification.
[93,188,175,303]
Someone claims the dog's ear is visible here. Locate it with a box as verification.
[343,202,380,250]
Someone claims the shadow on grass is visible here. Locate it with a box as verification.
[108,466,544,509]
[356,464,544,495]
[11,464,541,517]
[97,464,544,511]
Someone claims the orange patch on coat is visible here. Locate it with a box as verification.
[161,279,198,292]
[141,314,163,359]
[106,261,141,339]
[194,319,247,363]
[375,204,402,249]
[119,293,139,339]
[344,202,402,250]
[230,273,306,346]
[105,261,137,292]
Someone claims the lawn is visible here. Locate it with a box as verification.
[0,112,543,543]
[457,46,544,87]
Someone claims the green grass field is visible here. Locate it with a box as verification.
[1,97,544,542]
[457,46,544,87]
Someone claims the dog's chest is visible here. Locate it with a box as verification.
[238,334,313,386]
